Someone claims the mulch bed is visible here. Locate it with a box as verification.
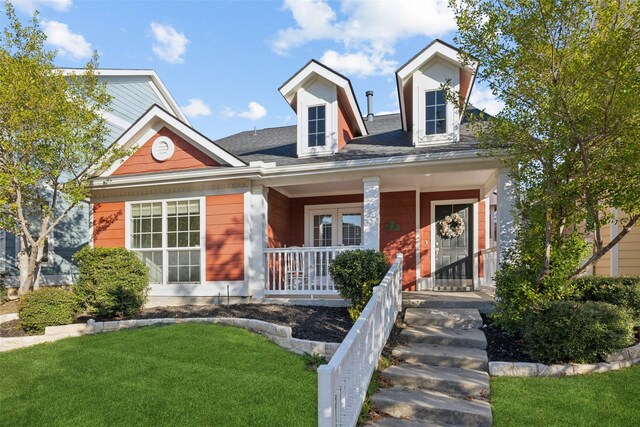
[0,304,352,342]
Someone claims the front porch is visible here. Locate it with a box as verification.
[256,161,514,298]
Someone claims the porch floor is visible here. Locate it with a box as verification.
[403,289,495,313]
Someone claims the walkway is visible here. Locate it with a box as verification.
[369,292,494,426]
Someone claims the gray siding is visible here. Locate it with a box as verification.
[100,76,164,124]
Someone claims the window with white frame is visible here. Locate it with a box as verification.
[306,205,363,247]
[129,199,202,284]
[425,90,447,135]
[308,105,326,147]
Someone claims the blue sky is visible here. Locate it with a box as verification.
[8,0,501,140]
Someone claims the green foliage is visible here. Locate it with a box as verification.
[73,247,149,318]
[0,275,7,303]
[573,276,640,326]
[522,300,634,364]
[18,288,79,333]
[492,228,589,334]
[301,352,326,371]
[329,250,390,322]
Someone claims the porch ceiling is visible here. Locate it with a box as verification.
[273,169,497,198]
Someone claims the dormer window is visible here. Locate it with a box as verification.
[308,105,326,147]
[425,90,446,135]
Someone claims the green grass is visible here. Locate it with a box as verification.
[0,323,317,426]
[492,365,640,426]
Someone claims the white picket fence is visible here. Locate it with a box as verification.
[482,247,498,286]
[317,253,403,427]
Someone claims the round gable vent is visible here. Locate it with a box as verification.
[151,136,175,162]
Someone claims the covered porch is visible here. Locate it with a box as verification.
[256,159,515,297]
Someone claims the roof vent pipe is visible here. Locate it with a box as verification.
[366,90,374,121]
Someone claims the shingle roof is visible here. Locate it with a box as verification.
[214,112,483,166]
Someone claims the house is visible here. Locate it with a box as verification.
[0,69,187,289]
[87,40,515,306]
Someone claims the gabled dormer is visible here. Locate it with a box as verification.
[396,40,478,146]
[279,60,368,158]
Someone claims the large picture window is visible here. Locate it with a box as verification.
[129,199,202,284]
[425,90,447,135]
[308,105,326,147]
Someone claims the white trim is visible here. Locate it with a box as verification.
[415,189,421,289]
[98,105,245,177]
[611,209,619,276]
[472,200,479,289]
[147,281,248,297]
[429,198,477,289]
[59,68,191,125]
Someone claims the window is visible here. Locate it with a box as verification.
[129,199,202,284]
[307,206,363,247]
[425,90,447,135]
[308,105,326,147]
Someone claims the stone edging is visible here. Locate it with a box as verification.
[0,313,19,324]
[489,344,640,377]
[0,316,340,358]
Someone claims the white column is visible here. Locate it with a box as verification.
[497,169,516,264]
[363,177,380,251]
[247,183,267,300]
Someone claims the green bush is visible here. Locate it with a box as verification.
[0,275,7,303]
[73,247,149,318]
[522,300,634,364]
[18,288,79,333]
[329,249,390,322]
[573,276,640,326]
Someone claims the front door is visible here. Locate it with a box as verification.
[434,203,473,288]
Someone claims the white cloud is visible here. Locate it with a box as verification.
[320,50,396,77]
[150,22,189,64]
[469,86,504,116]
[224,102,268,121]
[13,0,72,13]
[272,0,456,76]
[181,98,211,118]
[41,20,92,60]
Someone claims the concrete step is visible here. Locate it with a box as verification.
[403,299,495,313]
[431,286,474,292]
[367,416,451,426]
[381,364,489,397]
[404,308,483,329]
[372,387,492,427]
[393,343,488,371]
[399,325,487,349]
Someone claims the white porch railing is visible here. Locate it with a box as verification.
[482,247,498,286]
[264,246,361,295]
[317,253,403,427]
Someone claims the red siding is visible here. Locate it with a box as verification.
[268,189,291,248]
[380,191,417,291]
[289,194,364,246]
[337,101,354,149]
[93,202,126,248]
[206,194,244,281]
[419,190,480,279]
[113,127,219,176]
[478,200,486,278]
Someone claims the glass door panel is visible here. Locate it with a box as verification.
[312,213,335,247]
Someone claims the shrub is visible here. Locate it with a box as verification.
[329,249,390,322]
[573,276,640,326]
[19,288,79,333]
[73,247,149,318]
[522,300,634,364]
[0,275,7,303]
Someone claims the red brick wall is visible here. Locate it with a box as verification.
[380,191,417,291]
[93,202,125,247]
[205,194,244,281]
[268,189,291,248]
[113,127,219,176]
[419,190,480,279]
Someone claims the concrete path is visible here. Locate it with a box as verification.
[369,307,492,427]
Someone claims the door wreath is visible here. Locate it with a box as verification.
[438,213,465,239]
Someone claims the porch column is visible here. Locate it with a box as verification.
[497,169,516,264]
[363,177,380,251]
[247,183,267,300]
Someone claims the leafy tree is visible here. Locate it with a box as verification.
[0,3,123,295]
[450,0,640,280]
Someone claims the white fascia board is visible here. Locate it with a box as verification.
[279,61,367,136]
[397,42,476,81]
[98,105,245,177]
[91,149,491,190]
[396,73,408,131]
[59,68,190,125]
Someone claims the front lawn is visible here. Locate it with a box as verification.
[0,323,317,426]
[492,365,640,426]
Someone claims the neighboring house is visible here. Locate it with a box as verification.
[88,40,516,306]
[0,69,187,288]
